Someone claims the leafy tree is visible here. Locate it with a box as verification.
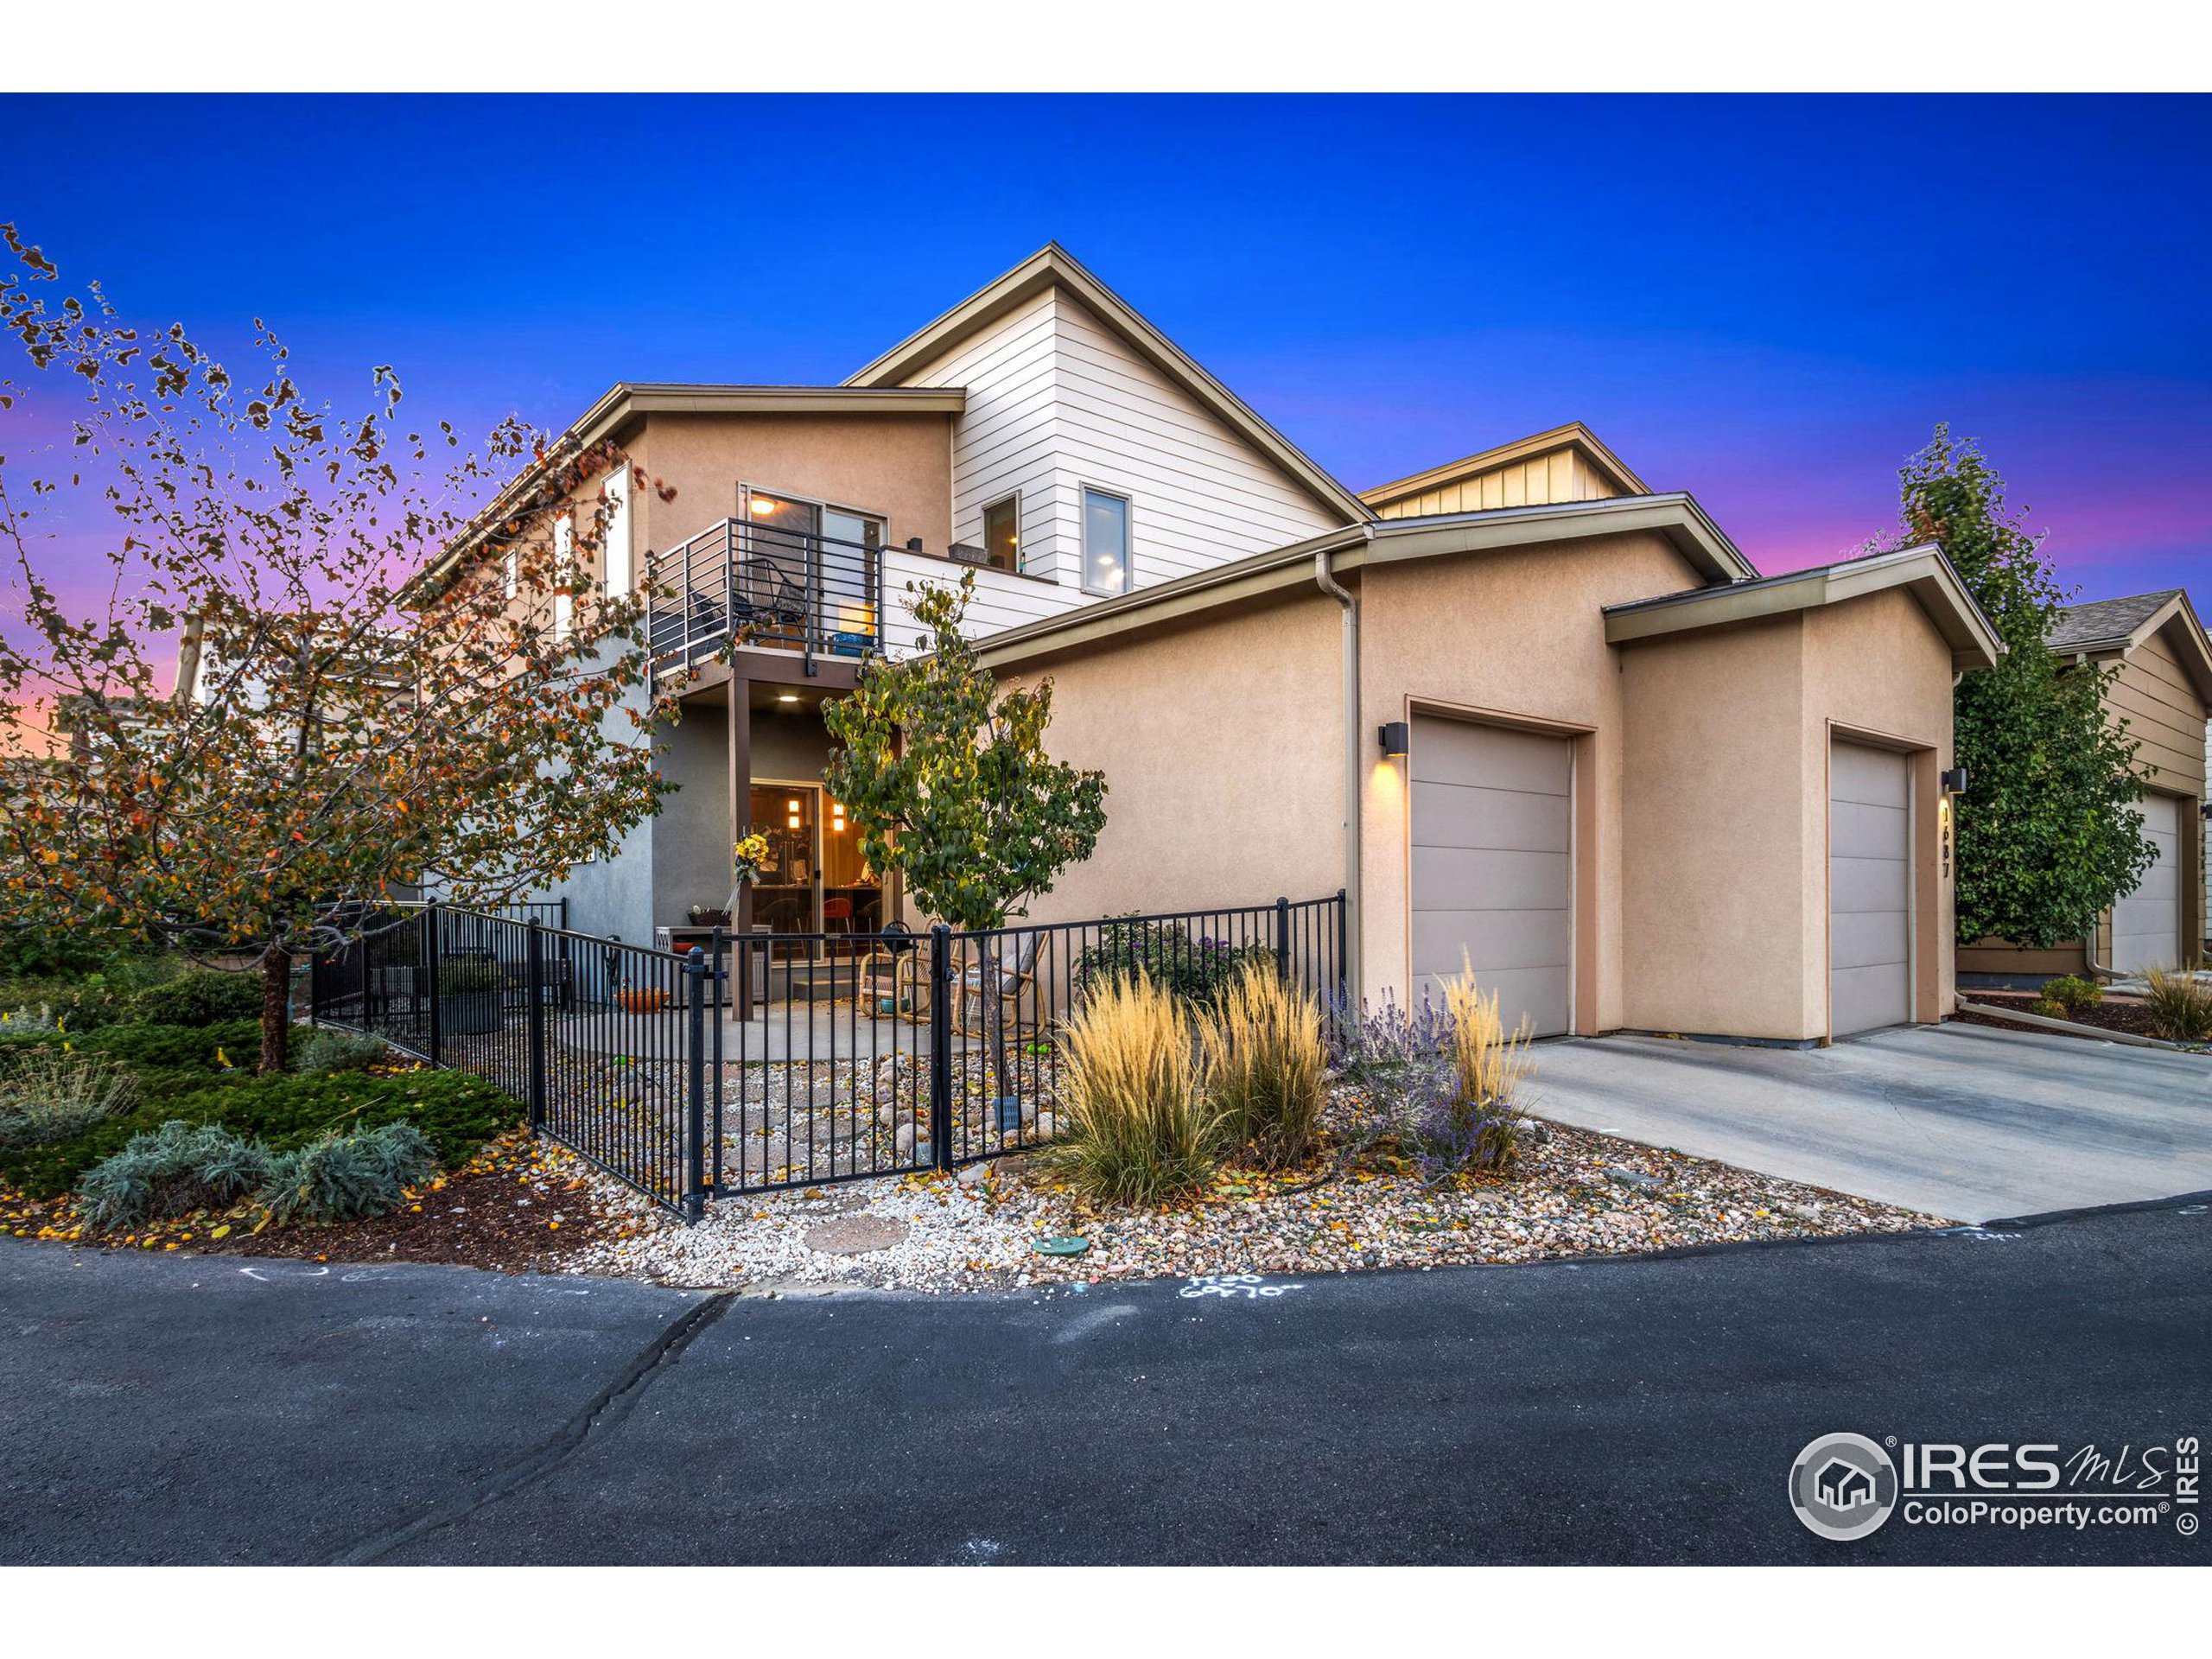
[1888,426,2153,948]
[0,225,678,1071]
[823,574,1107,1103]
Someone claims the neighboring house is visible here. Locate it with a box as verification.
[1957,588,2210,983]
[431,243,2003,1046]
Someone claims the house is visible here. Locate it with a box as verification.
[1815,1458,1877,1510]
[441,244,1999,1046]
[1957,588,2210,983]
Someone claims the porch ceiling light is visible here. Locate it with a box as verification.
[1379,721,1410,759]
[777,693,799,702]
[1939,766,1969,796]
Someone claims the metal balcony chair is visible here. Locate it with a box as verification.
[731,554,808,637]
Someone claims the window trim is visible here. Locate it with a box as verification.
[1079,485,1134,598]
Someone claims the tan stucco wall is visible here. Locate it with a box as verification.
[1618,615,1813,1037]
[988,595,1344,929]
[1356,531,1707,1027]
[625,411,953,563]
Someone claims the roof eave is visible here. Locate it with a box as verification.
[1603,543,2004,671]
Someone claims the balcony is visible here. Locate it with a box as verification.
[646,515,883,677]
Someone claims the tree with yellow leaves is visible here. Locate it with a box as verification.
[0,226,678,1072]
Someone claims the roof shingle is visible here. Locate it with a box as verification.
[2046,589,2182,651]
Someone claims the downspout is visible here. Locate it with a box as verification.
[1316,543,1363,1001]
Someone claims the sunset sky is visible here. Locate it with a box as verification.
[3,92,2205,607]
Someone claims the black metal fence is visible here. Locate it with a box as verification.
[308,892,1345,1221]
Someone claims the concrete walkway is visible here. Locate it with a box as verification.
[1526,1021,2212,1223]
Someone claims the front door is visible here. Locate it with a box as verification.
[747,782,884,962]
[749,784,819,959]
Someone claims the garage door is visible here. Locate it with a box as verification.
[2113,793,2181,972]
[1409,717,1572,1037]
[1829,742,1912,1037]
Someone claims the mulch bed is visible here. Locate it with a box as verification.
[1958,991,2177,1043]
[1,1129,645,1274]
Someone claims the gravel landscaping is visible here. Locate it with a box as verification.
[5,1075,1943,1289]
[562,1093,1942,1294]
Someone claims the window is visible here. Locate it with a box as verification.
[602,467,632,598]
[502,548,518,601]
[1082,488,1131,595]
[552,514,575,641]
[982,495,1021,574]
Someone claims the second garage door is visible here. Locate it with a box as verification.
[1828,741,1913,1037]
[1409,716,1573,1037]
[2113,793,2181,972]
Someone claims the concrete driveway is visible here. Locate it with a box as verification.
[1527,1021,2212,1223]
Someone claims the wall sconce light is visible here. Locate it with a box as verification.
[1378,721,1410,759]
[1939,767,1969,796]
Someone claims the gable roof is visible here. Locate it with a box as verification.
[1361,422,1649,511]
[844,243,1372,526]
[1602,543,2005,671]
[2050,587,2212,699]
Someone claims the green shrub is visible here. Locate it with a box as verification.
[1198,963,1327,1170]
[2140,966,2212,1045]
[2042,975,2103,1017]
[1043,973,1221,1206]
[79,1116,442,1232]
[292,1027,392,1076]
[437,956,500,995]
[1073,918,1274,1007]
[0,1004,63,1039]
[2,1067,515,1200]
[128,969,265,1029]
[2028,997,2068,1020]
[258,1122,439,1224]
[0,1048,139,1152]
[79,1020,261,1071]
[77,1121,273,1230]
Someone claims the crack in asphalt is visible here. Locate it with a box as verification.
[326,1290,736,1566]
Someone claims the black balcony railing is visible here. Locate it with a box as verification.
[646,516,884,676]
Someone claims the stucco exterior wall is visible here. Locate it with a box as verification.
[1356,531,1707,1026]
[989,594,1344,929]
[1617,615,1813,1038]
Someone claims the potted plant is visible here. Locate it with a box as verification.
[438,955,503,1036]
[616,983,670,1014]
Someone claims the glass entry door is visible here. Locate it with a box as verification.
[748,785,818,959]
[747,784,884,960]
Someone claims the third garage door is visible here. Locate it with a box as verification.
[2113,793,2181,972]
[1828,741,1913,1037]
[1409,716,1573,1037]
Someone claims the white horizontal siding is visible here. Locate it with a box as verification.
[880,551,1067,656]
[1046,299,1339,594]
[890,284,1345,640]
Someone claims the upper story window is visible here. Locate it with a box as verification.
[1082,487,1132,596]
[602,466,632,598]
[982,495,1021,574]
[552,514,575,641]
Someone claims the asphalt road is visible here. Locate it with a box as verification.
[4,1198,2209,1565]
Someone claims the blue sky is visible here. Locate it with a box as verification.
[3,92,2206,600]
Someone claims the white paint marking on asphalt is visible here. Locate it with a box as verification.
[1049,1303,1138,1344]
[237,1266,332,1283]
[1177,1274,1304,1300]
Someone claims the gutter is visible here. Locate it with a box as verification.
[1315,537,1368,1000]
